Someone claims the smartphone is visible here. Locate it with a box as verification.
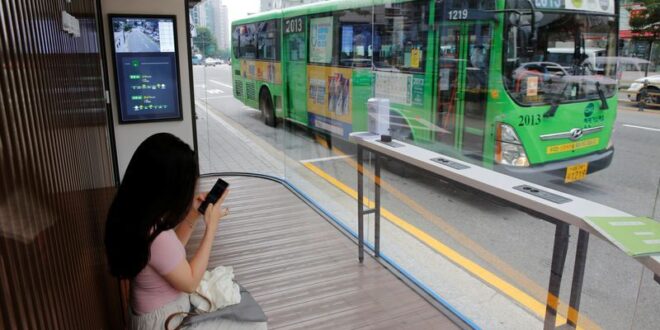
[198,178,229,214]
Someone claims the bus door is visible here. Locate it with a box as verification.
[283,17,308,125]
[436,19,492,159]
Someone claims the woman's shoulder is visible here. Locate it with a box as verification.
[152,230,181,249]
[149,230,185,274]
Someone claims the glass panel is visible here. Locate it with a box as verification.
[257,20,279,60]
[373,1,430,72]
[240,23,257,59]
[462,23,491,157]
[309,16,334,64]
[337,8,373,67]
[436,25,461,148]
[287,32,305,62]
[194,17,284,177]
[503,2,618,105]
[191,2,660,330]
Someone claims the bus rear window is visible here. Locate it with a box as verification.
[232,26,240,58]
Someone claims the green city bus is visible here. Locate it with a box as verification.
[231,0,619,183]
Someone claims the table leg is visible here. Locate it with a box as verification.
[567,229,589,327]
[374,154,381,258]
[544,223,570,330]
[357,146,364,263]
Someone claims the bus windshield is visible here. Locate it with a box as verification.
[503,11,617,106]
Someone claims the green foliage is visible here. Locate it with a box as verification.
[193,26,218,57]
[629,0,660,40]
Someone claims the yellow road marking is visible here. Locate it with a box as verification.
[302,161,598,329]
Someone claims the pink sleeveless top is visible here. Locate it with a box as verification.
[130,230,186,314]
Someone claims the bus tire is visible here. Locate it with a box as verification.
[260,89,276,127]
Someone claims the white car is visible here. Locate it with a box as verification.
[204,58,222,67]
[626,75,660,105]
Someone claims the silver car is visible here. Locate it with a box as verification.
[627,75,660,105]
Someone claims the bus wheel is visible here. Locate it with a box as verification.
[260,89,276,127]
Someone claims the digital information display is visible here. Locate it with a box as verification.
[110,15,182,123]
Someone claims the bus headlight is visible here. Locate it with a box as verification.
[495,123,529,167]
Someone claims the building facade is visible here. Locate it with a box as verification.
[192,0,229,51]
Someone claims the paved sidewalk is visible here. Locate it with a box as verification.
[196,103,284,175]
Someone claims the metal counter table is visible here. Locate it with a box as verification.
[349,132,660,330]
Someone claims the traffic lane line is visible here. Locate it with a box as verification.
[209,79,234,89]
[300,154,353,164]
[301,160,599,329]
[202,95,233,100]
[622,124,660,132]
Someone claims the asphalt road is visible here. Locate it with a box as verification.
[192,65,660,329]
[125,30,159,53]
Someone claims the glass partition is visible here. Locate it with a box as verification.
[191,0,660,328]
[193,18,285,177]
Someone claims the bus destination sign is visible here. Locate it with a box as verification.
[534,0,614,14]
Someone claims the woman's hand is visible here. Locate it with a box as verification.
[192,193,207,215]
[181,193,207,230]
[204,189,229,233]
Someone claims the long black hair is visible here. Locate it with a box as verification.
[105,133,198,279]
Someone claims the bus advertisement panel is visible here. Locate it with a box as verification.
[307,66,353,137]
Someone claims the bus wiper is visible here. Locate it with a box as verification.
[544,97,561,118]
[595,81,609,110]
[544,83,570,118]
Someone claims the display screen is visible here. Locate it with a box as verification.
[110,15,182,123]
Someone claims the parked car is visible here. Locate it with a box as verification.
[204,58,222,66]
[626,75,660,105]
[192,55,203,65]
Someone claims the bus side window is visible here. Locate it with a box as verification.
[373,1,429,72]
[309,16,335,64]
[257,20,279,61]
[337,8,373,67]
[240,24,257,59]
[288,33,305,62]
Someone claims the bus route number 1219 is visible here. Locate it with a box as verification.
[447,9,469,20]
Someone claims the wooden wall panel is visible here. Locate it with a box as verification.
[0,0,122,328]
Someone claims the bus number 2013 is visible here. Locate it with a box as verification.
[285,18,303,33]
[519,114,542,126]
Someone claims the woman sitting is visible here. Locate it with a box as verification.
[104,133,229,329]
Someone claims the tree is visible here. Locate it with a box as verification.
[629,0,660,74]
[193,27,218,58]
